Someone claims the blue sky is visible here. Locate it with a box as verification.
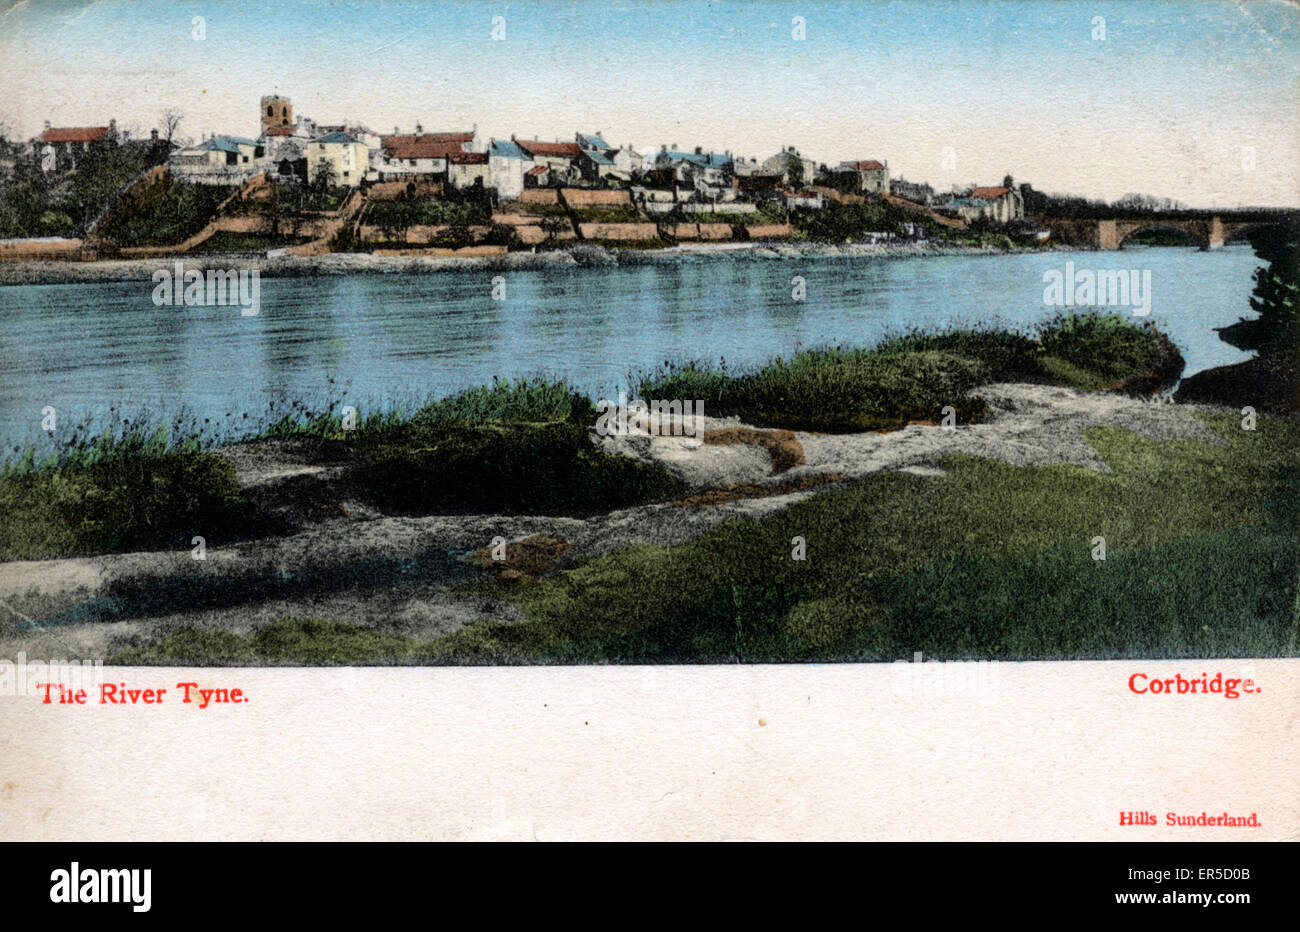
[1,0,1296,206]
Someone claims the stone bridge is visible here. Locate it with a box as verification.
[1044,213,1291,250]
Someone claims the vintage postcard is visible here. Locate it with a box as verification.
[0,0,1296,858]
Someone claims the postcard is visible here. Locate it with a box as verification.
[0,0,1296,857]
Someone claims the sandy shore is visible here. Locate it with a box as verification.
[0,240,1060,286]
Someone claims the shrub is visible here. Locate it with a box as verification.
[348,421,685,516]
[0,453,271,560]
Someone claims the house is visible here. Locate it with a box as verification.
[307,131,371,186]
[968,185,1024,222]
[261,124,310,181]
[651,146,733,198]
[371,130,476,182]
[575,132,632,184]
[488,138,535,199]
[761,146,816,187]
[371,135,450,183]
[734,171,784,198]
[836,159,890,195]
[578,147,628,184]
[610,145,642,178]
[448,151,490,189]
[576,132,611,152]
[169,134,266,183]
[780,189,824,210]
[935,186,1024,223]
[515,139,582,184]
[32,120,117,171]
[890,177,934,205]
[524,163,550,188]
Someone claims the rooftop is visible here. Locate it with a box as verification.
[37,126,110,144]
[518,139,581,158]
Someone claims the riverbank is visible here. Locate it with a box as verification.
[0,238,1064,286]
[5,315,1290,664]
[1,384,1294,665]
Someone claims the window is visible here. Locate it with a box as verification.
[267,105,274,117]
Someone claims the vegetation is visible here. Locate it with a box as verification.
[0,135,173,237]
[0,452,270,561]
[97,179,234,246]
[788,200,906,242]
[569,206,640,223]
[111,617,429,665]
[364,191,492,236]
[347,420,685,516]
[196,231,313,253]
[114,412,1300,664]
[637,313,1170,431]
[1216,217,1299,356]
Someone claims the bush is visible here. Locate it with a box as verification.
[639,348,988,431]
[348,421,686,516]
[1038,312,1165,388]
[0,453,271,560]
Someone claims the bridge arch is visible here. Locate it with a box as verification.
[1219,220,1286,246]
[1115,223,1205,249]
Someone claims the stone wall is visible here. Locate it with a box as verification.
[518,188,560,205]
[578,222,660,241]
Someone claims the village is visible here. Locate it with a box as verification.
[2,92,1037,260]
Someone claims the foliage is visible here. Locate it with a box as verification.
[1217,218,1300,356]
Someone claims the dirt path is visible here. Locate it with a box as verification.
[0,384,1230,661]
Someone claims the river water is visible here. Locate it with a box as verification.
[0,245,1261,452]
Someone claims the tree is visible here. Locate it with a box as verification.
[160,108,183,146]
[539,215,569,242]
[1216,218,1299,356]
[787,157,804,189]
[308,161,337,208]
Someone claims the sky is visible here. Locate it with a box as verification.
[1,0,1297,207]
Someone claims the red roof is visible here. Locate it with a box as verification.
[38,126,109,144]
[526,165,549,176]
[970,186,1010,199]
[382,132,473,159]
[846,160,884,171]
[448,151,487,164]
[518,140,580,159]
[265,126,296,137]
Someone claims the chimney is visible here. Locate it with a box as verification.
[44,120,51,130]
[151,128,159,140]
[695,146,702,155]
[415,122,423,134]
[394,126,400,135]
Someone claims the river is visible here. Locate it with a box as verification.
[0,245,1261,452]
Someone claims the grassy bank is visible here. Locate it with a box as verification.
[637,313,1174,431]
[0,379,682,561]
[113,410,1300,663]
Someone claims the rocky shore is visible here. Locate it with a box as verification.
[0,239,1054,287]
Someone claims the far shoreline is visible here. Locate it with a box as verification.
[0,238,1080,287]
